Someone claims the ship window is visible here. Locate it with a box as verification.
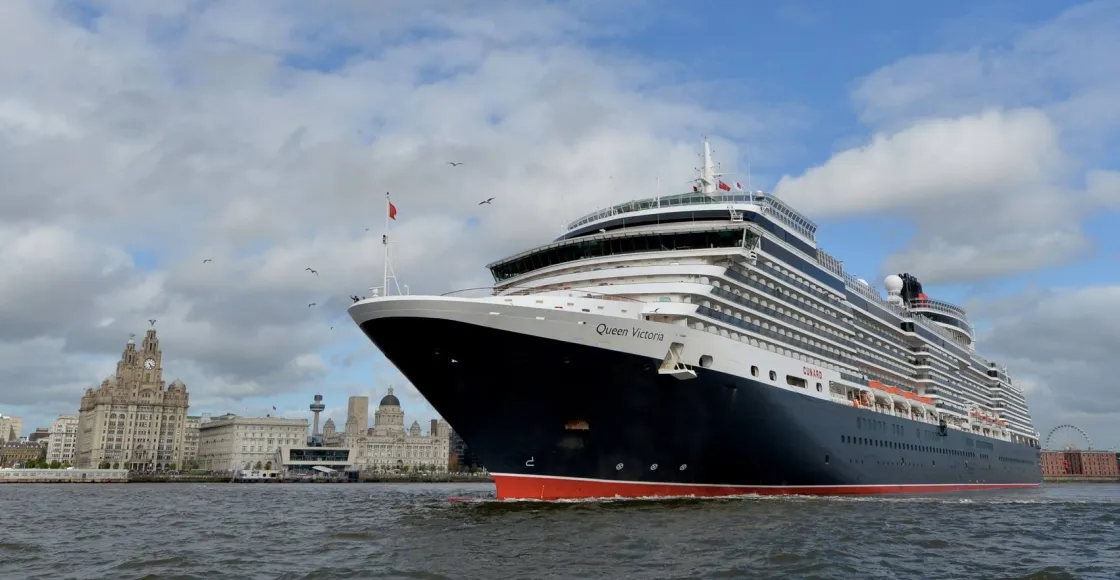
[751,366,759,377]
[489,228,754,281]
[699,355,713,368]
[768,370,776,381]
[785,375,807,389]
[816,382,822,392]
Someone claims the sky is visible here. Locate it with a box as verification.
[1,0,1118,450]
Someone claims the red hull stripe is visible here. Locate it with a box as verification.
[491,473,1041,501]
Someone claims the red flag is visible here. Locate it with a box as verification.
[718,181,731,191]
[388,201,397,220]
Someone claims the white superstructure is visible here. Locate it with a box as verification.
[355,138,1041,448]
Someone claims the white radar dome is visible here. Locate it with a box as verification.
[884,274,903,294]
[857,278,869,286]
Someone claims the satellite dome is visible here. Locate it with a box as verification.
[884,274,903,294]
[856,278,869,286]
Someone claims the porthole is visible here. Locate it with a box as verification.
[751,365,759,377]
[769,370,777,381]
[615,463,623,470]
[679,464,688,471]
[699,355,713,368]
[816,382,823,392]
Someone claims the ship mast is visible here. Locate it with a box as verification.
[374,192,402,298]
[694,136,729,196]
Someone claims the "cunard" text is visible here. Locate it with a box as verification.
[595,323,665,342]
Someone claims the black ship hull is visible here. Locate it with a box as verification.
[358,315,1043,500]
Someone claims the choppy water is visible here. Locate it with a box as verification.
[2,482,1118,579]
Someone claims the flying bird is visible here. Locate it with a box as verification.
[202,258,212,263]
[448,162,463,166]
[478,197,494,205]
[308,302,316,307]
[306,268,318,275]
[149,319,157,327]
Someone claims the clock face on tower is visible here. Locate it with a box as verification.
[144,358,156,370]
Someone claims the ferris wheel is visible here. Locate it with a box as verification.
[1045,424,1092,451]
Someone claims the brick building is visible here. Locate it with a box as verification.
[1041,450,1120,477]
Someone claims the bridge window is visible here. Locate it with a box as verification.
[489,228,756,281]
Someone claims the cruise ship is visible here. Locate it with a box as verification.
[349,139,1043,500]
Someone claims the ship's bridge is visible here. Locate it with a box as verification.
[561,191,818,246]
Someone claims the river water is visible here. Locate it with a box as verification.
[2,482,1118,579]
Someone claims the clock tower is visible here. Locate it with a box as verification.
[75,322,189,470]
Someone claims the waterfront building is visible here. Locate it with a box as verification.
[276,446,357,476]
[0,414,22,443]
[322,418,340,446]
[75,327,190,470]
[196,414,309,471]
[28,428,50,443]
[345,396,369,436]
[0,441,46,467]
[46,415,79,465]
[337,388,451,472]
[182,415,202,468]
[1041,450,1120,478]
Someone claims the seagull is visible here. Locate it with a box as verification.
[202,258,212,263]
[448,162,463,166]
[308,302,316,307]
[306,268,318,275]
[478,197,494,205]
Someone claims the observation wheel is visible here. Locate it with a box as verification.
[1045,424,1092,451]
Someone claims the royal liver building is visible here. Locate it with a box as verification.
[75,326,190,470]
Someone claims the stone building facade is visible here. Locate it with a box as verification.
[182,415,202,468]
[0,414,22,443]
[0,441,46,467]
[338,388,451,472]
[46,415,79,465]
[196,414,309,472]
[74,327,190,470]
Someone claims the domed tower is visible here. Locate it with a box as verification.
[373,386,406,435]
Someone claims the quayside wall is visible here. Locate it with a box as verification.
[0,468,129,483]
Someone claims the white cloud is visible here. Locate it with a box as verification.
[773,108,1064,217]
[772,1,1120,284]
[0,0,800,430]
